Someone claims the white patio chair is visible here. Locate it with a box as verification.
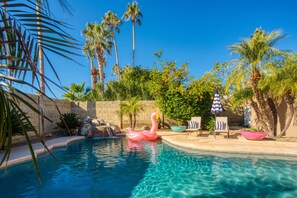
[214,117,229,138]
[186,117,202,136]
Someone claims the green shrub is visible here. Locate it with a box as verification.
[56,113,82,135]
[205,116,215,131]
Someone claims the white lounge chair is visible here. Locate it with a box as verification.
[214,117,229,138]
[186,117,202,136]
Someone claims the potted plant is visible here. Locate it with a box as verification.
[170,119,187,132]
[240,128,268,140]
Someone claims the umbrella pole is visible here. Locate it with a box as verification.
[214,114,216,139]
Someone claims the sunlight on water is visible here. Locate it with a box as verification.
[0,138,296,198]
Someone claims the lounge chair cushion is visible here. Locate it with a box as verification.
[215,121,226,130]
[188,121,199,129]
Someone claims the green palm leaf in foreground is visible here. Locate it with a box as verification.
[0,0,79,182]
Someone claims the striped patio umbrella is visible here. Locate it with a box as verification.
[211,89,223,114]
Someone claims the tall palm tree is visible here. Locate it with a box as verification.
[228,28,285,136]
[102,11,122,81]
[36,0,45,94]
[83,44,98,89]
[122,1,142,67]
[82,23,112,93]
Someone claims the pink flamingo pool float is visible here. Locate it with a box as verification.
[127,112,160,141]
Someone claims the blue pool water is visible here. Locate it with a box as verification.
[0,138,297,198]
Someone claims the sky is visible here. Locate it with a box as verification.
[27,0,297,98]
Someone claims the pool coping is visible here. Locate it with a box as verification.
[162,139,297,161]
[158,130,297,161]
[0,136,85,168]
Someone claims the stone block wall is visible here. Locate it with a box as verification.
[71,100,160,129]
[71,101,121,127]
[19,94,72,133]
[251,99,297,137]
[122,101,161,128]
[18,94,297,137]
[19,95,244,134]
[219,111,243,128]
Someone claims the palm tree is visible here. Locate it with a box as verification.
[63,82,89,101]
[102,11,122,81]
[0,0,78,179]
[36,0,45,94]
[259,53,297,137]
[82,23,112,93]
[83,44,98,89]
[228,28,285,136]
[120,97,143,128]
[122,1,142,67]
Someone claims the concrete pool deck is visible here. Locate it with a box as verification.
[157,130,297,159]
[1,130,297,168]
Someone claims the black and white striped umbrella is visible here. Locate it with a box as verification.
[211,89,223,114]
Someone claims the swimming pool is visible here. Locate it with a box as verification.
[0,138,297,197]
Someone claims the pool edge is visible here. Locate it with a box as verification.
[0,136,85,169]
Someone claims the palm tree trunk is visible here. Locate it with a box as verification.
[133,113,137,129]
[36,1,45,94]
[293,97,297,126]
[90,61,98,89]
[95,47,105,95]
[36,0,45,140]
[250,101,268,129]
[132,21,135,67]
[129,114,133,128]
[278,93,295,137]
[112,31,120,81]
[267,97,278,136]
[2,2,12,87]
[250,69,274,135]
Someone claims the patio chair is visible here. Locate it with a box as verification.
[214,117,229,138]
[186,117,202,136]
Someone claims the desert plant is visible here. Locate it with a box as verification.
[9,109,34,136]
[1,109,34,150]
[56,113,83,135]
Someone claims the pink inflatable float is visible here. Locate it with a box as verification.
[127,140,157,163]
[240,131,267,140]
[127,112,160,141]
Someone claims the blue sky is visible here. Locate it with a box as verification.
[34,0,297,98]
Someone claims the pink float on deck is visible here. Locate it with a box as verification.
[240,131,268,140]
[127,112,160,141]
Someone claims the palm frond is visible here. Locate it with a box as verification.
[0,0,79,181]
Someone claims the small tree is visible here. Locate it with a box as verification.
[63,82,89,101]
[104,65,154,101]
[149,60,219,127]
[120,97,143,128]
